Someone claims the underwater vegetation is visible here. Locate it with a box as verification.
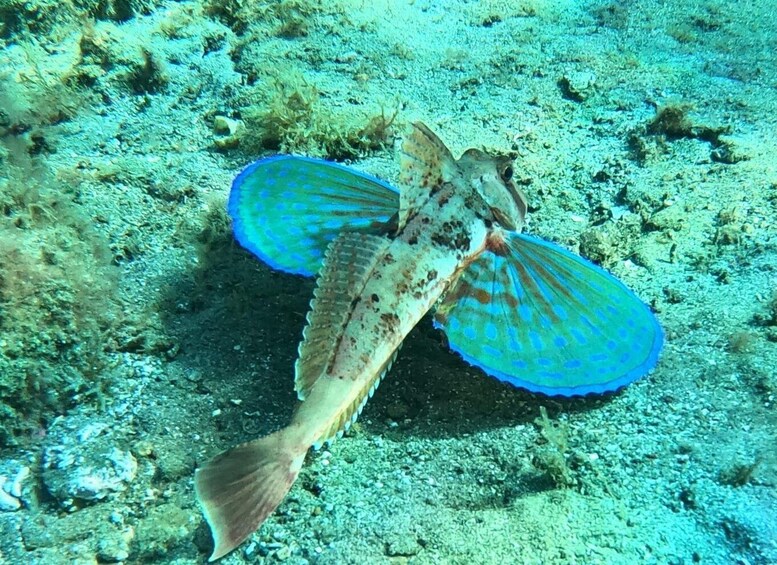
[225,72,398,160]
[0,93,120,446]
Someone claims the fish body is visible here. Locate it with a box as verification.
[290,178,491,451]
[195,122,663,560]
[195,123,523,560]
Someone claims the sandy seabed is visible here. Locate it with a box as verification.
[1,1,775,563]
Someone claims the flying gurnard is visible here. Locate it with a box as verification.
[194,122,663,560]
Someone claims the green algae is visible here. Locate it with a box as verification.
[233,71,397,160]
[0,82,119,445]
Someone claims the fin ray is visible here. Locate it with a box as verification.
[295,232,391,399]
[397,122,455,228]
[434,232,663,396]
[194,431,305,561]
[229,156,399,276]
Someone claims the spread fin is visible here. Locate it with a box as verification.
[434,232,663,396]
[194,430,306,561]
[229,156,399,277]
[397,122,456,229]
[295,232,391,400]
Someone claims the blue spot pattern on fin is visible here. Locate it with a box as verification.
[434,233,663,396]
[229,155,399,276]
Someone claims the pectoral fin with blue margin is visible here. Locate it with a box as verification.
[228,155,400,277]
[434,232,663,396]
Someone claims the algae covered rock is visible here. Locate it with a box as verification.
[0,459,32,511]
[41,417,137,509]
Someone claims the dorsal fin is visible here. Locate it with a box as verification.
[397,122,456,229]
[294,232,390,400]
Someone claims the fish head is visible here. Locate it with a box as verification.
[458,148,528,232]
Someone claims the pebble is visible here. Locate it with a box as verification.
[243,541,258,559]
[0,460,31,511]
[274,545,292,560]
[132,502,195,559]
[96,528,134,562]
[213,116,245,149]
[384,534,421,557]
[558,71,597,102]
[711,134,752,163]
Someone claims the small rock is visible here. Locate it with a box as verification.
[132,502,195,559]
[646,205,686,231]
[97,527,134,562]
[385,400,409,420]
[558,71,597,102]
[711,135,752,164]
[0,487,20,511]
[132,440,155,458]
[0,460,32,511]
[579,229,615,265]
[213,115,245,149]
[0,512,26,560]
[274,544,292,560]
[42,417,138,509]
[243,541,258,559]
[156,450,195,481]
[384,533,421,557]
[213,115,236,135]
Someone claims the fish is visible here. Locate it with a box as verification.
[194,122,663,560]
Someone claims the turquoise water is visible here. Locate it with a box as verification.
[1,1,775,563]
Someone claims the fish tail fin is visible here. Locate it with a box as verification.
[194,430,307,561]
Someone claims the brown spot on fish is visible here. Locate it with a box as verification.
[431,233,447,248]
[380,312,400,332]
[431,219,470,251]
[455,233,470,251]
[503,291,519,308]
[448,280,472,302]
[371,293,380,303]
[473,288,491,304]
[426,270,438,282]
[408,236,418,245]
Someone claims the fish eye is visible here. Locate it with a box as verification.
[500,164,513,182]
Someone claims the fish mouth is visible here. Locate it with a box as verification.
[491,207,517,231]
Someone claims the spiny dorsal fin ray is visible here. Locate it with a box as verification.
[295,232,391,400]
[397,122,457,229]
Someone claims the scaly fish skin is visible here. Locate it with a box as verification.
[291,174,506,449]
[195,123,527,560]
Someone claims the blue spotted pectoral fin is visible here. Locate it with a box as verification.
[434,232,663,396]
[228,155,400,276]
